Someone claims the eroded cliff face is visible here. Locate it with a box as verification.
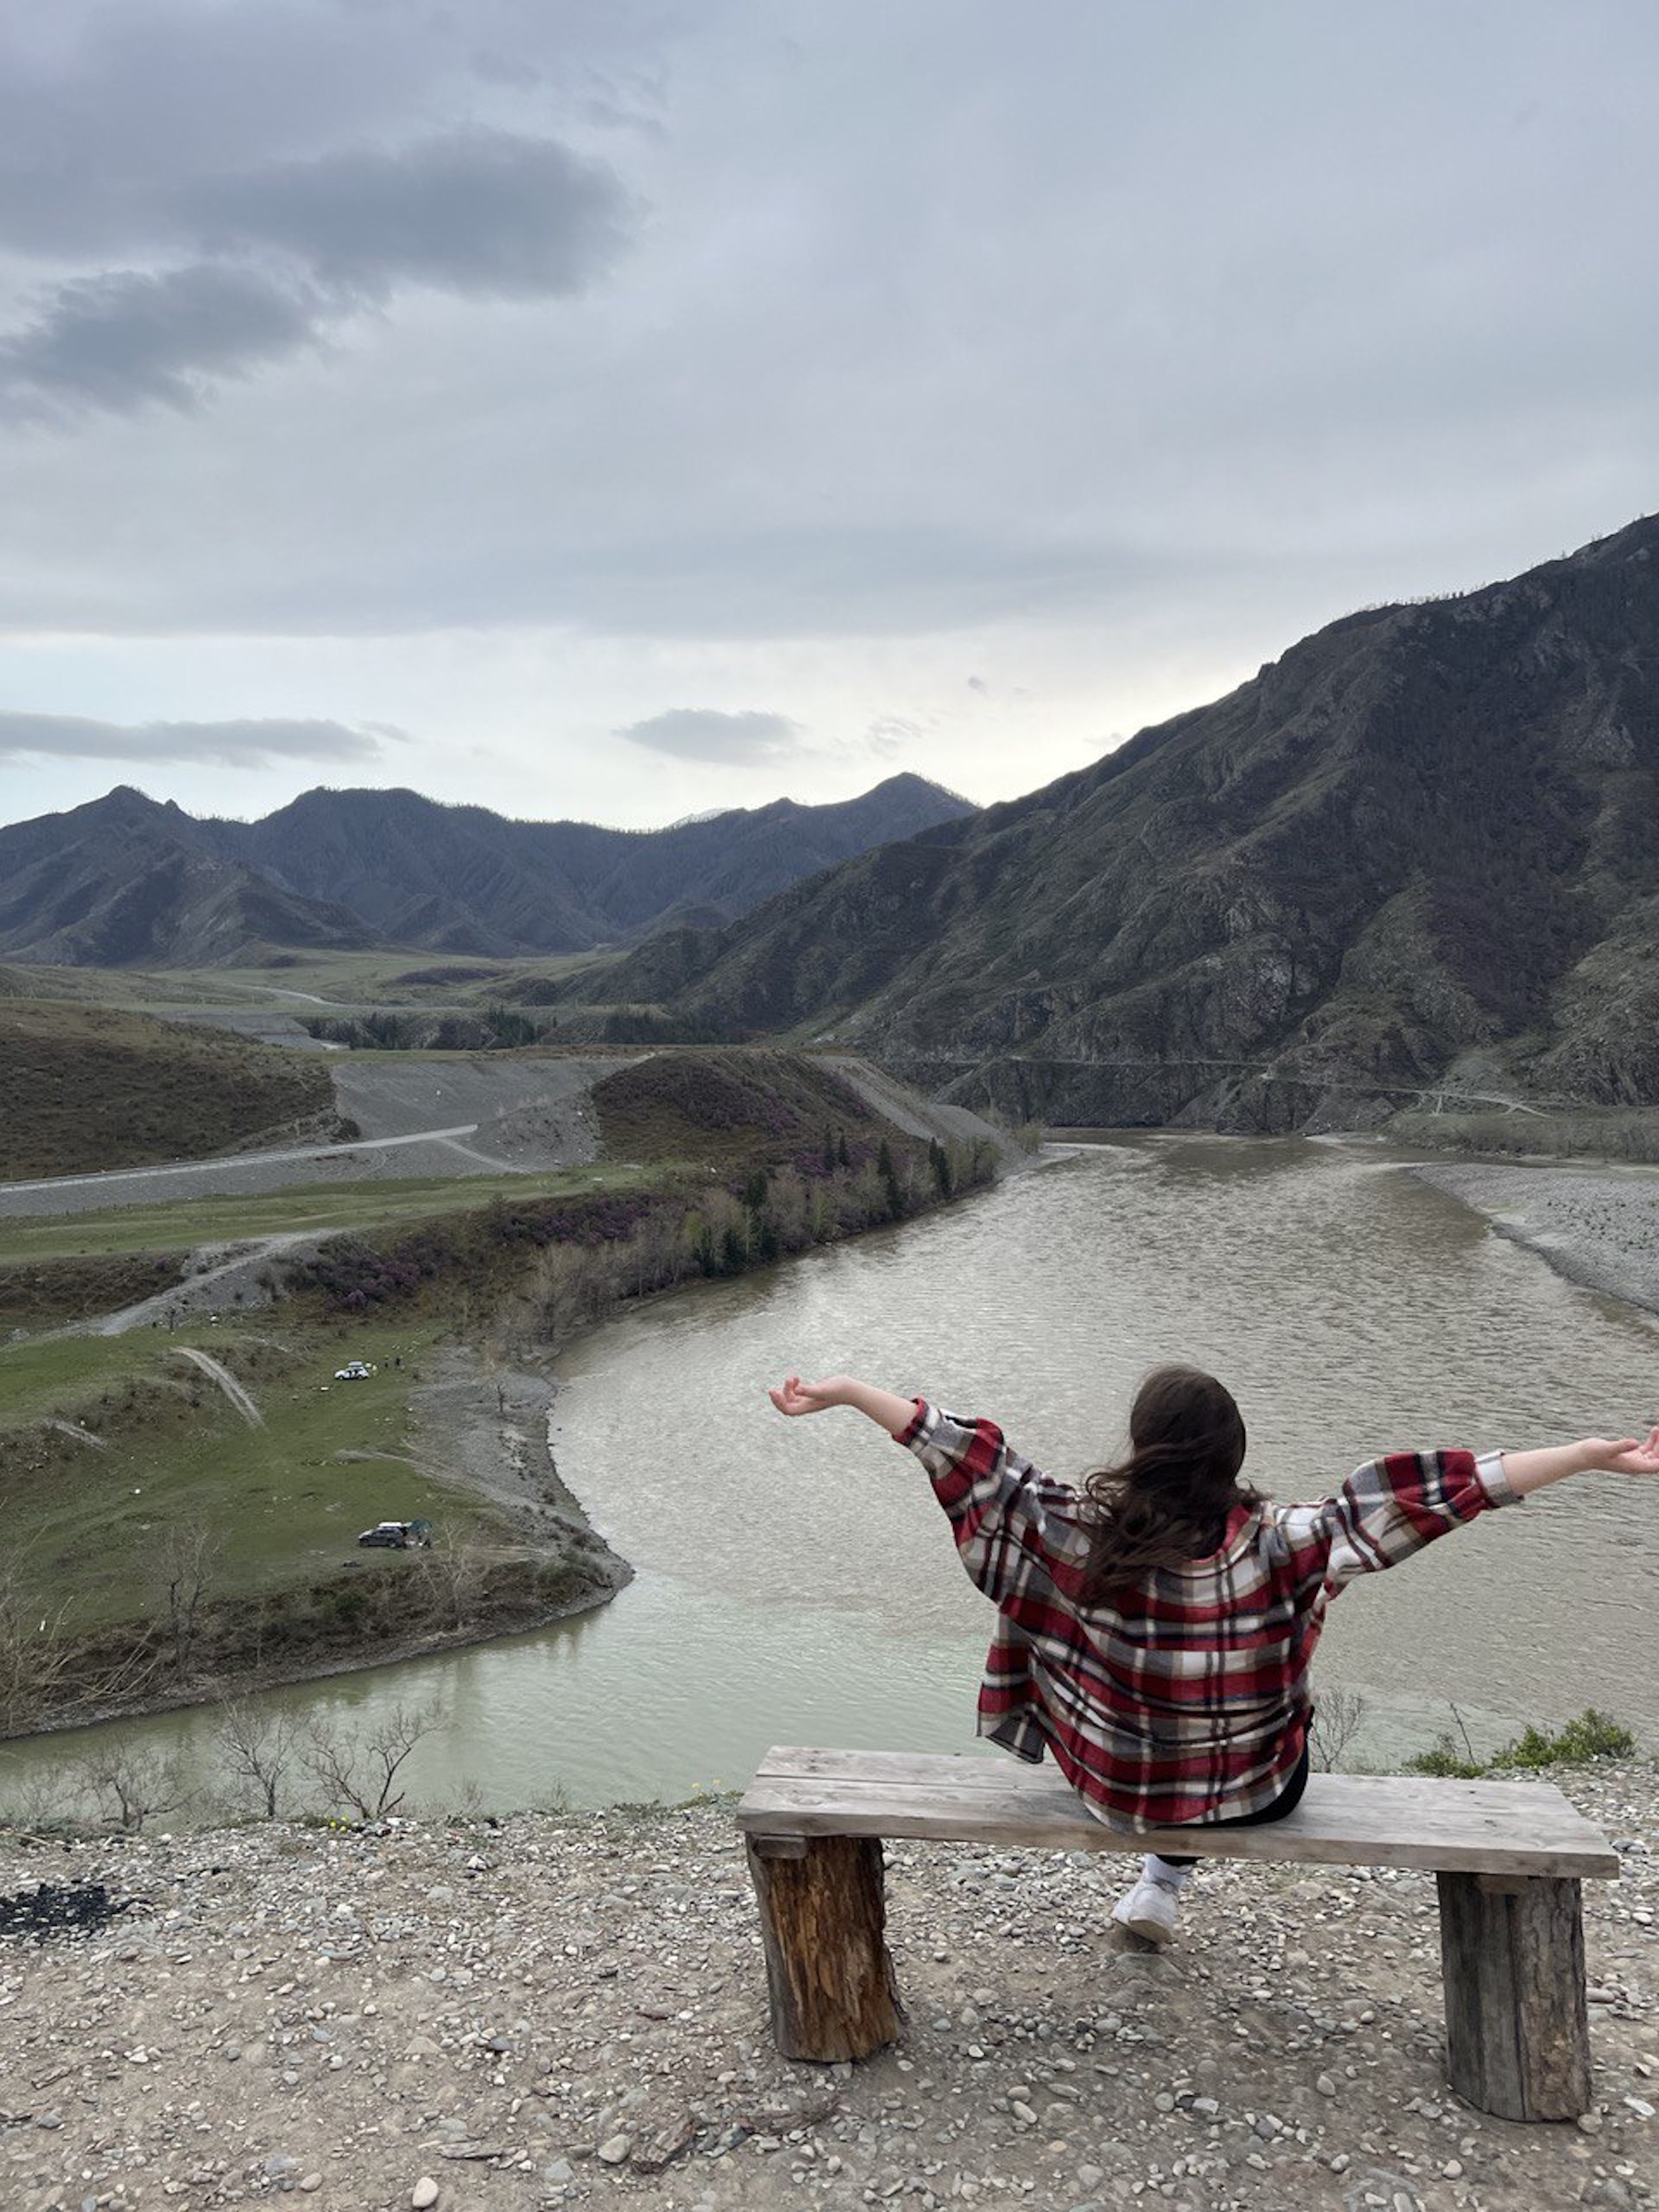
[574,516,1659,1129]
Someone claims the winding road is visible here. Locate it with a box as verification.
[0,1123,520,1216]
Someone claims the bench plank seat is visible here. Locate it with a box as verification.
[738,1745,1619,2121]
[738,1747,1621,1878]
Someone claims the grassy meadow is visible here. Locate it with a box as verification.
[0,1162,662,1266]
[151,947,611,1007]
[0,1314,495,1631]
[1,948,615,1011]
[0,961,257,1007]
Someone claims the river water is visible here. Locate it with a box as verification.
[5,1135,1656,1821]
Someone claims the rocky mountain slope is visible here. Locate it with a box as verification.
[0,775,972,966]
[0,788,377,967]
[571,515,1659,1128]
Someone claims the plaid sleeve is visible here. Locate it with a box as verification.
[897,1399,1076,1604]
[1309,1448,1517,1586]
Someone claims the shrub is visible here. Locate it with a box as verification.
[1404,1704,1636,1779]
[1402,1701,1483,1778]
[1491,1709,1636,1769]
[1402,1735,1486,1781]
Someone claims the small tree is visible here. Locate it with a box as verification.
[0,1559,78,1735]
[877,1139,904,1221]
[150,1524,224,1678]
[1308,1687,1367,1772]
[417,1528,490,1633]
[215,1696,302,1818]
[625,1213,684,1297]
[82,1747,183,1832]
[301,1702,439,1822]
[928,1138,954,1197]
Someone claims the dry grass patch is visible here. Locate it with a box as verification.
[0,1001,334,1179]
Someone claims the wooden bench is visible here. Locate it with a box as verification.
[737,1745,1621,2123]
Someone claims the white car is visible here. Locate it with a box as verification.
[333,1361,377,1381]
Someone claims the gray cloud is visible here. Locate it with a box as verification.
[0,711,399,767]
[0,115,637,421]
[4,0,1659,838]
[0,263,321,421]
[618,708,805,763]
[188,131,635,301]
[865,716,924,759]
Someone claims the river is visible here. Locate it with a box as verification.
[4,1134,1656,1822]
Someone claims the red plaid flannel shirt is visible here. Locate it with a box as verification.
[899,1399,1518,1828]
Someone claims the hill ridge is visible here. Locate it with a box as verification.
[0,774,973,967]
[567,513,1659,1128]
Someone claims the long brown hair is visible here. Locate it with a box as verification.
[1080,1366,1256,1603]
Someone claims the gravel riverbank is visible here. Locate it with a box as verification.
[2,1763,1654,2212]
[1411,1162,1659,1319]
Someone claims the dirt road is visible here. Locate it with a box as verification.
[0,1057,629,1220]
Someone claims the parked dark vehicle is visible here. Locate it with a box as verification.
[356,1518,432,1550]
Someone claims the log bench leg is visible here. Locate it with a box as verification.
[1437,1872,1593,2120]
[745,1834,902,2062]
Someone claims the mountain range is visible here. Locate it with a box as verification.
[565,514,1659,1125]
[11,515,1659,1134]
[0,774,972,968]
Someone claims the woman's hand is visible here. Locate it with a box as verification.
[768,1374,920,1438]
[1504,1426,1659,1495]
[1583,1427,1659,1476]
[768,1374,849,1418]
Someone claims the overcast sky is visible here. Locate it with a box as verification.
[2,0,1656,833]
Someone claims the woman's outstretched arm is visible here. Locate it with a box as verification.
[768,1376,1076,1621]
[1500,1427,1659,1495]
[768,1374,918,1437]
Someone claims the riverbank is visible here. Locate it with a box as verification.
[1,1759,1654,2212]
[0,1335,628,1751]
[1,1048,1019,1745]
[1411,1160,1659,1320]
[408,1352,628,1578]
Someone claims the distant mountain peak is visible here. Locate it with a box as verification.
[0,773,976,967]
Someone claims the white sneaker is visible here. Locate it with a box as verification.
[1111,1875,1180,1946]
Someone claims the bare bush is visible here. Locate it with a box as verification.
[0,1757,83,1836]
[80,1747,184,1832]
[300,1702,439,1822]
[416,1529,490,1633]
[149,1524,224,1678]
[1309,1686,1368,1772]
[0,1558,78,1736]
[215,1697,303,1818]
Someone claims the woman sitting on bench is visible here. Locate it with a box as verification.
[768,1366,1658,1944]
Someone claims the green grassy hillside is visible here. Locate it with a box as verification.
[0,1047,998,1733]
[0,962,255,1006]
[0,1317,479,1631]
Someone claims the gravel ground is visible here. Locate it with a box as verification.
[1,1765,1654,2212]
[0,1059,629,1221]
[1411,1163,1659,1319]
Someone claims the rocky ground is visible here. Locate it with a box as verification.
[1411,1163,1659,1319]
[407,1356,631,1589]
[1,1765,1654,2212]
